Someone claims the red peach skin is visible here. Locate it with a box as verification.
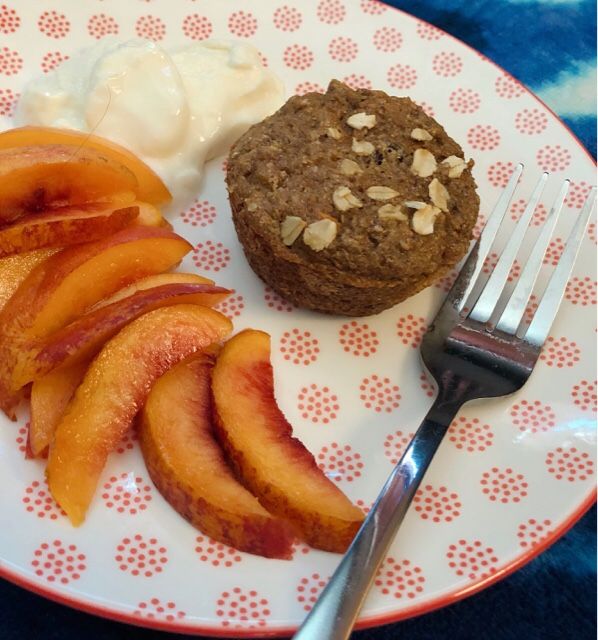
[0,226,192,416]
[139,355,294,558]
[17,280,230,387]
[211,330,365,552]
[0,204,139,257]
[47,305,232,525]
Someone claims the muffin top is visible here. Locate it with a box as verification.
[227,80,479,281]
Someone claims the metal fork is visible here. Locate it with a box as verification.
[293,165,597,640]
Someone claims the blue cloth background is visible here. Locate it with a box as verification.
[2,1,596,639]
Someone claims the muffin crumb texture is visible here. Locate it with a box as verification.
[227,80,479,316]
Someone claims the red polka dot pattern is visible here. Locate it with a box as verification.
[0,4,20,34]
[543,238,566,266]
[135,15,166,41]
[565,180,592,209]
[374,557,425,599]
[0,46,22,76]
[467,124,501,151]
[291,541,311,558]
[215,291,245,319]
[22,479,66,520]
[510,399,556,433]
[295,81,324,95]
[487,161,516,188]
[565,276,596,305]
[587,222,597,245]
[495,72,524,98]
[446,539,498,580]
[283,44,314,70]
[396,314,426,348]
[420,373,436,398]
[15,422,27,454]
[545,446,594,482]
[539,336,580,368]
[31,540,86,584]
[342,73,372,90]
[191,241,231,272]
[180,199,217,227]
[571,379,597,412]
[449,88,480,114]
[515,108,548,135]
[510,198,547,226]
[101,473,152,515]
[417,100,436,117]
[195,534,242,567]
[472,212,487,240]
[383,429,415,465]
[416,21,443,40]
[87,14,119,40]
[37,10,70,39]
[480,467,528,503]
[523,293,539,324]
[356,498,373,514]
[413,485,462,523]
[317,442,364,483]
[517,518,553,549]
[433,270,457,292]
[115,535,168,577]
[273,6,302,32]
[216,588,271,629]
[328,36,358,62]
[432,52,463,77]
[228,10,258,38]
[298,384,339,424]
[448,416,494,452]
[536,144,571,172]
[339,321,379,357]
[317,0,346,24]
[482,252,521,281]
[280,328,320,365]
[296,573,329,612]
[359,375,401,413]
[134,598,185,622]
[182,14,212,40]
[360,0,387,14]
[387,63,418,90]
[264,286,294,312]
[41,51,69,73]
[115,429,137,454]
[373,27,402,52]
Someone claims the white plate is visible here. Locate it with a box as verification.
[0,0,595,636]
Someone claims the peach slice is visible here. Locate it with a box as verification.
[29,362,88,458]
[0,127,171,205]
[0,226,192,415]
[0,249,57,311]
[133,201,170,228]
[47,304,232,525]
[0,144,139,225]
[212,330,365,553]
[0,203,139,257]
[140,355,294,558]
[19,280,231,386]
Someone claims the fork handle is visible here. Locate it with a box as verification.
[292,399,461,640]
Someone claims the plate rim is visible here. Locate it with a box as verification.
[2,1,596,636]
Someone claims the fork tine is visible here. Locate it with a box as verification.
[495,179,569,335]
[469,172,549,324]
[525,186,597,345]
[453,163,524,313]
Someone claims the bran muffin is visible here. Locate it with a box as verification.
[226,80,479,316]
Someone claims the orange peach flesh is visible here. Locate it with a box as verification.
[19,281,231,387]
[0,249,57,312]
[0,127,171,205]
[139,355,294,558]
[212,330,365,552]
[29,361,88,458]
[0,145,139,225]
[47,305,232,525]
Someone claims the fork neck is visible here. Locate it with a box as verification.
[427,373,474,426]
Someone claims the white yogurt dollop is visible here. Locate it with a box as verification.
[15,38,284,205]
